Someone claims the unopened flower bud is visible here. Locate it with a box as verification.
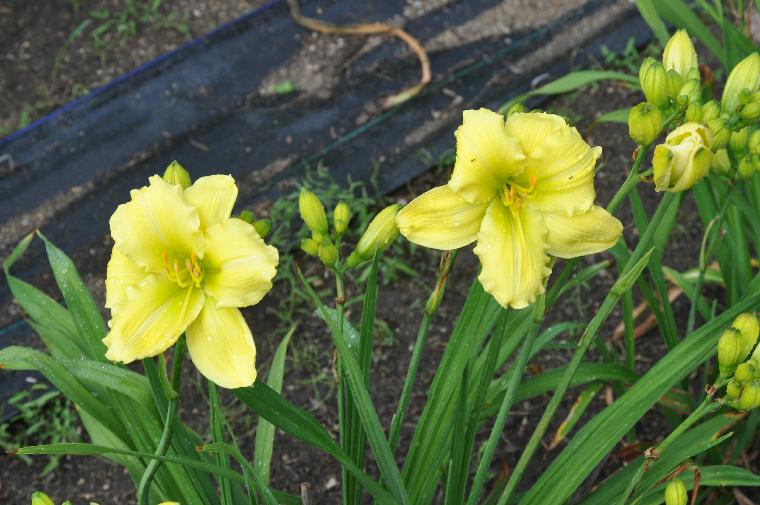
[666,69,684,99]
[719,327,748,377]
[653,122,712,192]
[346,204,401,267]
[31,492,55,505]
[727,378,743,399]
[685,101,702,122]
[318,242,338,266]
[311,230,326,243]
[722,53,760,114]
[740,102,760,123]
[711,148,732,175]
[628,103,663,145]
[664,477,688,505]
[730,127,750,153]
[739,88,755,106]
[706,117,731,149]
[237,209,255,224]
[736,313,760,354]
[663,30,698,79]
[738,380,760,410]
[700,100,721,122]
[639,57,669,107]
[749,130,760,153]
[333,201,351,237]
[253,219,271,239]
[298,189,329,235]
[301,238,320,256]
[735,359,757,382]
[677,79,701,105]
[163,160,192,189]
[507,102,526,116]
[740,155,759,179]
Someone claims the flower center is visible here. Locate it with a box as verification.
[162,251,204,288]
[499,175,538,211]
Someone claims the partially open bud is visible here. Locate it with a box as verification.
[711,148,732,175]
[700,100,721,122]
[301,238,320,256]
[163,160,192,189]
[639,57,669,107]
[727,378,744,399]
[705,117,731,149]
[738,380,760,410]
[346,204,401,268]
[318,242,338,267]
[253,219,272,239]
[653,122,712,192]
[663,30,698,79]
[299,189,329,235]
[664,478,688,505]
[722,53,760,114]
[628,102,663,145]
[31,492,55,505]
[719,327,748,377]
[333,201,351,237]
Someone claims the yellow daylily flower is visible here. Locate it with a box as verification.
[396,109,622,309]
[652,122,712,192]
[104,174,278,388]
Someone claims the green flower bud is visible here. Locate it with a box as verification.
[739,88,755,106]
[727,378,744,399]
[700,100,721,122]
[706,117,731,149]
[740,102,760,123]
[730,127,750,153]
[734,359,757,383]
[719,327,748,377]
[311,230,326,243]
[639,57,669,107]
[738,380,760,410]
[162,160,192,189]
[736,313,760,355]
[749,129,760,154]
[739,154,759,179]
[653,122,712,192]
[507,102,526,116]
[677,79,701,105]
[664,477,688,505]
[346,204,401,268]
[237,209,255,224]
[333,201,351,237]
[666,69,684,99]
[711,148,732,175]
[684,101,702,122]
[298,189,329,235]
[300,238,320,256]
[663,30,698,79]
[628,102,663,145]
[318,242,338,266]
[722,53,760,114]
[31,492,55,505]
[253,219,272,239]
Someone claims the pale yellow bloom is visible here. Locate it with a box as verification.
[652,122,712,192]
[396,109,622,309]
[104,175,278,388]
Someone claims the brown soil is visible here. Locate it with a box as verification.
[1,2,757,505]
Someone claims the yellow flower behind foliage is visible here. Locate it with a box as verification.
[396,109,622,309]
[104,174,278,388]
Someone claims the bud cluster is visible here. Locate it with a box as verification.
[630,29,760,189]
[717,313,760,410]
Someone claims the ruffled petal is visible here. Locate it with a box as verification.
[543,206,623,259]
[505,112,600,215]
[186,298,257,389]
[202,218,279,308]
[105,248,150,314]
[473,200,550,309]
[110,175,204,273]
[396,185,489,250]
[104,274,204,363]
[449,109,526,203]
[184,175,238,230]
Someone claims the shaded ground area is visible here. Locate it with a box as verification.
[5,1,757,504]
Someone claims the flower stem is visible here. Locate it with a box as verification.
[466,295,545,505]
[138,337,186,505]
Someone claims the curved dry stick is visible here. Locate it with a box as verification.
[287,0,431,109]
